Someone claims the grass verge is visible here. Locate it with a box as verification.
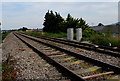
[24,31,120,47]
[90,34,120,47]
[2,31,11,40]
[2,56,19,80]
[25,31,67,38]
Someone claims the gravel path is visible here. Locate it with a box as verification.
[2,33,69,80]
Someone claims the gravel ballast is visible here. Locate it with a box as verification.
[18,33,120,67]
[2,33,69,80]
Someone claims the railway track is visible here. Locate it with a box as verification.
[22,32,120,57]
[14,32,120,81]
[18,32,120,67]
[42,37,120,56]
[15,34,71,80]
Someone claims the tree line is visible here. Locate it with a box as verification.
[43,10,91,33]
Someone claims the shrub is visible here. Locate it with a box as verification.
[90,33,120,47]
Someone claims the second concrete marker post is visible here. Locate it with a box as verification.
[76,28,82,41]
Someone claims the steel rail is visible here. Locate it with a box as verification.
[28,34,120,57]
[20,32,120,57]
[40,36,120,52]
[14,33,86,81]
[16,32,120,74]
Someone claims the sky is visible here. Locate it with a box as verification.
[1,1,119,30]
[1,0,119,2]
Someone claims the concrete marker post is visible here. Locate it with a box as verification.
[76,28,82,41]
[67,28,73,40]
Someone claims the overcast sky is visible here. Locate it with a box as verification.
[1,1,119,30]
[1,0,119,2]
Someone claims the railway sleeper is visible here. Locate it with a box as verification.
[52,57,75,63]
[82,71,115,81]
[108,74,120,80]
[75,66,102,76]
[62,63,85,71]
[44,51,61,54]
[49,54,67,59]
[39,47,53,50]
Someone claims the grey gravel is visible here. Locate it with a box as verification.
[24,34,120,67]
[2,33,69,80]
[15,33,120,81]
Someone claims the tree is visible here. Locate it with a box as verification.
[43,11,96,35]
[77,18,89,32]
[98,23,104,26]
[58,14,89,33]
[65,14,79,32]
[54,12,64,32]
[66,14,73,21]
[43,10,64,33]
[18,27,28,31]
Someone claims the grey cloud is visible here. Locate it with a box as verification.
[2,2,118,30]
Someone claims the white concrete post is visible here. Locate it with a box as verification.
[67,28,73,40]
[76,28,82,41]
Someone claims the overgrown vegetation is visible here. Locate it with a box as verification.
[2,31,11,41]
[2,56,19,80]
[90,33,120,47]
[25,31,67,38]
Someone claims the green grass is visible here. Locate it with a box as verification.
[90,34,120,47]
[25,31,67,38]
[2,31,11,40]
[2,56,18,80]
[24,31,120,47]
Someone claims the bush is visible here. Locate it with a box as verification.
[108,37,120,47]
[81,27,98,41]
[91,34,109,46]
[90,33,120,47]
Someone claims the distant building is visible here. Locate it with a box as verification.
[32,28,43,32]
[26,29,32,32]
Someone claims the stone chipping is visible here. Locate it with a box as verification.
[2,33,68,80]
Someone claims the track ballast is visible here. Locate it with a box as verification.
[14,32,120,81]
